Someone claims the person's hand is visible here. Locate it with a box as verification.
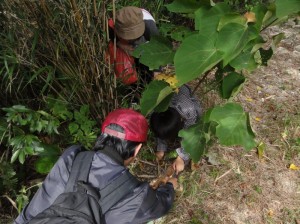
[167,177,178,189]
[155,151,165,161]
[172,156,185,175]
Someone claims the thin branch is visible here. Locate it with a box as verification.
[214,168,232,185]
[192,71,210,95]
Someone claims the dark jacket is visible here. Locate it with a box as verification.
[15,145,175,224]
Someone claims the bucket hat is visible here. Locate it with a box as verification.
[115,6,145,40]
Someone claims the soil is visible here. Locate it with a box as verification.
[137,18,300,224]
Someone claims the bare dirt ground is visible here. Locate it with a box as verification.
[138,19,300,224]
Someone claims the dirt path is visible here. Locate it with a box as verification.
[161,19,300,224]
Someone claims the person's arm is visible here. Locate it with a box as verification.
[144,20,159,40]
[132,182,175,223]
[14,145,81,224]
[173,147,190,174]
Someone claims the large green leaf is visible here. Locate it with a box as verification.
[216,23,251,66]
[165,0,207,13]
[251,4,268,32]
[195,3,230,35]
[220,72,246,99]
[175,33,223,85]
[178,120,209,162]
[275,0,300,18]
[132,36,175,70]
[217,13,247,31]
[154,92,174,113]
[140,80,173,116]
[159,23,195,41]
[229,48,258,71]
[208,103,257,150]
[35,156,58,174]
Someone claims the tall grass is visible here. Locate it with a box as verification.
[0,0,117,120]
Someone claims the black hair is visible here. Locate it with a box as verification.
[93,123,141,160]
[150,107,184,140]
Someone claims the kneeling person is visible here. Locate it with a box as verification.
[15,109,177,224]
[150,85,202,174]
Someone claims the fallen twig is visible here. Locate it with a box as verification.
[136,158,156,167]
[136,174,156,179]
[214,168,232,184]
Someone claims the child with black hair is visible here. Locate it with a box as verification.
[150,84,202,174]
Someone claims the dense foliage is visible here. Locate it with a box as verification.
[0,0,299,219]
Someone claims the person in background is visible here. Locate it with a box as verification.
[150,85,202,174]
[110,6,159,55]
[15,109,177,224]
[107,6,159,85]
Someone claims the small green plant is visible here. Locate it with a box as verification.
[68,105,97,148]
[1,101,98,172]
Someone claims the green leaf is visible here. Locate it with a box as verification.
[271,33,285,51]
[11,149,20,163]
[18,150,26,164]
[38,143,61,156]
[178,120,208,162]
[140,80,174,116]
[154,92,174,113]
[159,23,195,41]
[216,23,251,66]
[262,4,277,28]
[24,146,34,155]
[275,0,300,18]
[171,26,195,41]
[68,123,79,134]
[12,105,31,113]
[35,156,58,174]
[251,4,268,32]
[165,0,205,13]
[221,72,246,99]
[208,103,257,150]
[175,33,223,85]
[217,13,247,31]
[132,36,175,70]
[195,3,230,35]
[229,49,258,71]
[48,98,73,120]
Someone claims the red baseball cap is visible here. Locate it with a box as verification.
[101,109,148,142]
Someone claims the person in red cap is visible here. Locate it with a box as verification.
[15,109,177,224]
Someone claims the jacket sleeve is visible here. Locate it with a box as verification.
[132,182,175,223]
[14,145,81,224]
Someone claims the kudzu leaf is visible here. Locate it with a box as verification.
[220,72,246,99]
[133,36,175,70]
[175,33,223,85]
[275,0,300,18]
[165,0,205,13]
[208,103,257,150]
[216,23,250,66]
[179,120,208,162]
[140,80,173,116]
